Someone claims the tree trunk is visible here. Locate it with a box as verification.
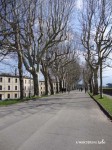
[89,79,93,93]
[55,77,59,93]
[100,59,103,98]
[93,69,98,95]
[18,53,24,99]
[59,80,62,92]
[89,74,93,93]
[15,25,24,99]
[54,77,58,93]
[32,72,39,96]
[41,61,49,95]
[44,74,49,95]
[48,74,54,95]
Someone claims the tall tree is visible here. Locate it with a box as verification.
[0,0,27,99]
[21,0,75,96]
[80,0,112,96]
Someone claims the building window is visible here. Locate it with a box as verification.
[8,86,10,90]
[15,86,17,90]
[0,85,2,90]
[8,78,10,83]
[41,87,42,89]
[41,82,42,85]
[15,78,17,83]
[7,94,10,99]
[41,91,42,95]
[0,78,2,82]
[15,94,17,98]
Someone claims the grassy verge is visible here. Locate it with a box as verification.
[0,93,60,107]
[0,96,40,106]
[89,93,112,116]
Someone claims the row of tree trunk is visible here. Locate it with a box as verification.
[83,67,99,95]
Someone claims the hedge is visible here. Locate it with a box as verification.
[103,88,112,95]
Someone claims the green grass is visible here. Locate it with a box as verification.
[0,96,40,106]
[0,99,20,106]
[89,93,112,116]
[0,92,63,107]
[0,93,58,106]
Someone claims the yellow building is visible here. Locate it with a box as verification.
[0,74,57,100]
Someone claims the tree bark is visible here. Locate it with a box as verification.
[89,79,93,93]
[18,53,24,99]
[32,72,39,96]
[59,80,62,92]
[44,74,49,95]
[48,74,54,95]
[93,69,98,95]
[55,77,59,93]
[41,61,49,95]
[56,82,59,93]
[100,59,103,98]
[88,73,93,93]
[15,25,24,100]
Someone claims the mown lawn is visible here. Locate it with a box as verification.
[89,93,112,116]
[0,96,40,106]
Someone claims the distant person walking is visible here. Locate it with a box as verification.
[81,87,83,92]
[85,87,87,93]
[67,86,70,94]
[68,88,70,94]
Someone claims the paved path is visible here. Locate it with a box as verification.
[0,91,112,150]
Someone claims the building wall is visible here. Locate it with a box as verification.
[0,75,59,100]
[39,81,45,96]
[24,78,34,97]
[0,76,20,100]
[0,76,34,100]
